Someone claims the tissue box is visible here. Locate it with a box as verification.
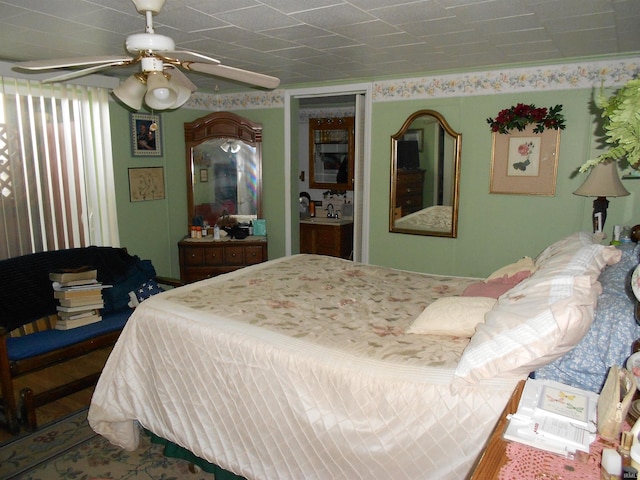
[253,219,266,236]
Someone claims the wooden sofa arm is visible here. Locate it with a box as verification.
[155,275,184,288]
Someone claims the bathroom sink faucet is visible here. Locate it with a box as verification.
[326,203,339,218]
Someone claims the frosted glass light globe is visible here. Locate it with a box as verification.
[153,88,170,100]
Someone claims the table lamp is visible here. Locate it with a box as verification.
[573,160,629,233]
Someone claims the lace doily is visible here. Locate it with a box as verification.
[498,435,615,480]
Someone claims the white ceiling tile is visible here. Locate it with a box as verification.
[0,0,635,93]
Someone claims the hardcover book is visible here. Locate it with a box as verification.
[58,295,104,307]
[49,267,97,283]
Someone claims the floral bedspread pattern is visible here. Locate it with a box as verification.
[393,205,453,232]
[90,254,520,480]
[166,254,476,369]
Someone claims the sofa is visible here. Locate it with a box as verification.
[0,246,180,433]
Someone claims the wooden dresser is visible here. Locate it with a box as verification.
[300,220,353,260]
[178,236,268,283]
[394,169,425,216]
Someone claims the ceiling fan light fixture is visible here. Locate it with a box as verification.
[112,72,147,110]
[131,0,166,15]
[145,71,177,109]
[165,66,196,108]
[127,33,175,55]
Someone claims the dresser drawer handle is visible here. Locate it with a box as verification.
[231,253,237,257]
[405,187,412,193]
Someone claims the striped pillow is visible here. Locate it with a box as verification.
[454,232,620,384]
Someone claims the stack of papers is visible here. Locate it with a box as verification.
[503,378,599,458]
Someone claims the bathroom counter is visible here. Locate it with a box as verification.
[300,219,353,260]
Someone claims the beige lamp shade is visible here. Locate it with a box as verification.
[112,73,147,110]
[144,71,178,110]
[573,160,630,197]
[574,160,629,233]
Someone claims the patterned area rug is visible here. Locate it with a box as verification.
[0,409,213,479]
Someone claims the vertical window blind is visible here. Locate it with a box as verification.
[0,76,119,260]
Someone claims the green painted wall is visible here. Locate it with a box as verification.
[110,84,640,280]
[368,90,608,277]
[110,105,284,279]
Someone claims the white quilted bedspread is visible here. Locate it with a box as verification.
[89,255,521,480]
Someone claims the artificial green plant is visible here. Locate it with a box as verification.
[580,78,640,172]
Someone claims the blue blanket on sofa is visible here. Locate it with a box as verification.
[0,246,155,333]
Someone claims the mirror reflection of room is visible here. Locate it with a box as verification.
[192,137,258,227]
[390,110,461,238]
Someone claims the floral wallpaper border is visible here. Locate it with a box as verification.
[185,57,640,111]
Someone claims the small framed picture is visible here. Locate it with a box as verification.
[131,113,162,157]
[199,168,208,182]
[128,167,165,202]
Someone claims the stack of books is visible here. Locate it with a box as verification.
[50,267,105,330]
[503,378,599,458]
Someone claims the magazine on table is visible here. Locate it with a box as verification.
[503,378,598,457]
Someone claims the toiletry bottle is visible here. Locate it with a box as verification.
[621,431,634,467]
[630,420,640,472]
[214,224,220,240]
[310,201,315,217]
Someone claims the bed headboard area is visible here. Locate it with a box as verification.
[454,231,640,392]
[534,240,640,391]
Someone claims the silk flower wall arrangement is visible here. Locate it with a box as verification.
[487,104,565,195]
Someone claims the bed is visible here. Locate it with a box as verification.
[89,232,634,479]
[394,205,452,232]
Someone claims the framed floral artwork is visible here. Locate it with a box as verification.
[490,126,561,195]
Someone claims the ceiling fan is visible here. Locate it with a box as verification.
[13,0,280,111]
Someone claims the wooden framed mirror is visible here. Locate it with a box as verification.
[185,111,262,227]
[309,116,354,191]
[389,110,462,237]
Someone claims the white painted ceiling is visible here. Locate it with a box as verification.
[0,0,638,93]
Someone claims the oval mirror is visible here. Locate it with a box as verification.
[389,110,461,237]
[185,112,262,228]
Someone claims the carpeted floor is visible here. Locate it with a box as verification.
[0,409,213,479]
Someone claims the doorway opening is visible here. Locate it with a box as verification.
[284,84,372,264]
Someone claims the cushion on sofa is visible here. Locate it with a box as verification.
[102,259,156,313]
[0,247,140,332]
[6,309,131,361]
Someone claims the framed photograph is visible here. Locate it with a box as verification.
[128,167,165,202]
[490,127,560,195]
[199,168,208,182]
[131,113,162,157]
[403,129,424,151]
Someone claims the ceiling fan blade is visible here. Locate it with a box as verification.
[162,50,220,65]
[39,61,134,83]
[15,56,134,71]
[185,62,280,89]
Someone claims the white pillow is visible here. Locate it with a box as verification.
[407,297,497,337]
[487,256,536,280]
[454,231,619,385]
